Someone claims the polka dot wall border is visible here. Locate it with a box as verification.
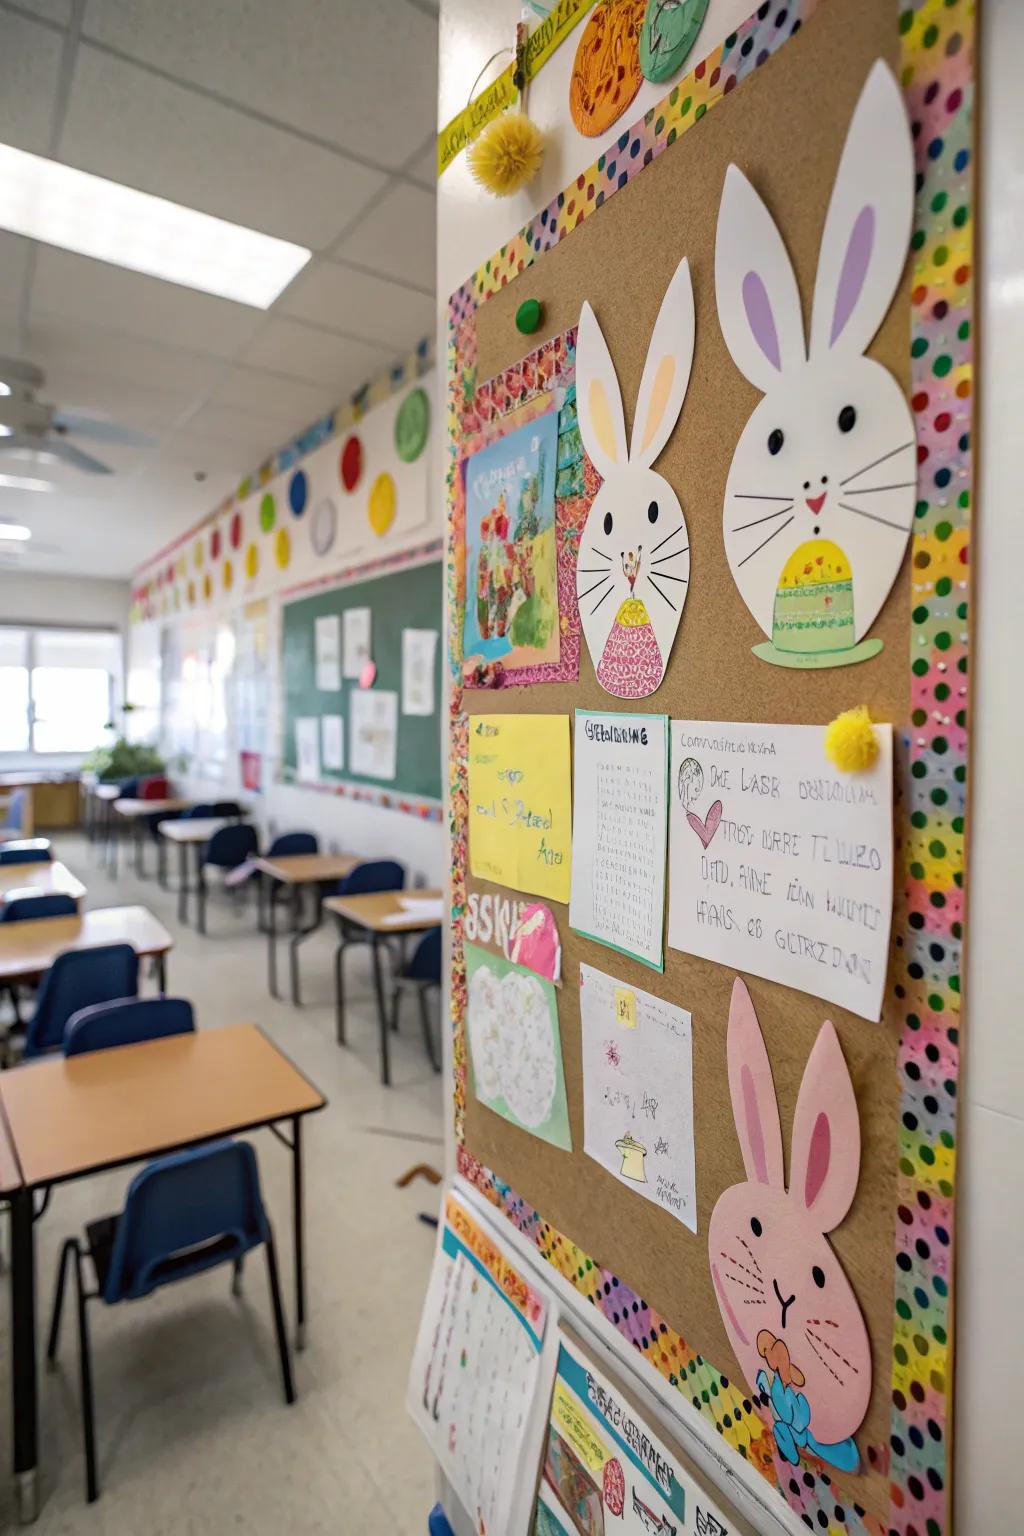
[443,3,974,1534]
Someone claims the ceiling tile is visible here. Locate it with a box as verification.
[210,365,338,430]
[30,247,263,359]
[0,231,32,311]
[0,12,64,155]
[59,45,388,250]
[15,1,73,26]
[333,182,435,288]
[164,401,294,457]
[82,0,439,170]
[240,318,390,395]
[27,312,223,399]
[280,261,433,352]
[405,141,437,190]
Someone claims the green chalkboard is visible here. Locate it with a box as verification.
[281,556,443,800]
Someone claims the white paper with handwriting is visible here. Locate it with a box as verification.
[667,719,894,1021]
[579,962,696,1232]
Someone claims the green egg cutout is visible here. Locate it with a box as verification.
[395,387,430,463]
[639,0,709,84]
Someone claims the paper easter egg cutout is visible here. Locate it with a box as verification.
[714,61,915,669]
[639,0,709,83]
[569,0,645,138]
[574,257,695,699]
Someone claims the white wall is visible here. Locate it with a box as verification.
[437,0,1007,1529]
[0,570,128,630]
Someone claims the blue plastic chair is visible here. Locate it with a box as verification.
[390,926,442,1072]
[1,892,77,923]
[197,823,259,934]
[117,777,140,800]
[258,831,320,936]
[182,803,216,819]
[211,800,242,818]
[0,839,52,865]
[331,860,405,1081]
[24,943,138,1057]
[46,1139,294,1502]
[64,996,195,1056]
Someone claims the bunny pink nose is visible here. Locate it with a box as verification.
[806,492,827,515]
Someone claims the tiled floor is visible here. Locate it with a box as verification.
[0,831,444,1534]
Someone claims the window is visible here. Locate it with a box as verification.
[0,626,122,757]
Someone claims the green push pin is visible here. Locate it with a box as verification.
[515,298,544,336]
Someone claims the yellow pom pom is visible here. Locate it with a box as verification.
[467,112,543,197]
[824,706,879,773]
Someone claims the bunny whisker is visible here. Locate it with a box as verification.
[742,1297,766,1305]
[650,522,686,555]
[651,546,689,565]
[731,505,795,533]
[722,1249,763,1286]
[737,515,794,568]
[739,1238,762,1277]
[645,575,677,610]
[807,1328,859,1371]
[808,1317,840,1328]
[732,493,795,502]
[840,481,916,495]
[650,571,688,584]
[577,567,612,575]
[590,586,615,615]
[589,547,613,561]
[577,576,614,602]
[804,1332,845,1385]
[839,501,911,533]
[840,439,915,487]
[723,1270,763,1296]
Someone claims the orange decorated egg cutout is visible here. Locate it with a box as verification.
[569,0,645,139]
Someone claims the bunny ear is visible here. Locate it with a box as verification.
[629,257,695,469]
[715,163,806,393]
[809,60,914,362]
[790,1021,861,1233]
[576,300,628,478]
[726,978,784,1188]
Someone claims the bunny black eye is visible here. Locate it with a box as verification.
[603,511,613,536]
[838,405,857,433]
[767,428,784,456]
[647,500,659,524]
[750,1217,762,1238]
[812,1265,825,1288]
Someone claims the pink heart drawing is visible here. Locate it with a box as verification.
[687,800,723,850]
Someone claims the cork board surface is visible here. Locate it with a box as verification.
[460,0,908,1516]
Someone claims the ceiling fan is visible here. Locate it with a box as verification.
[0,356,155,474]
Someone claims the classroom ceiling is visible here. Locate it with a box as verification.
[0,0,439,579]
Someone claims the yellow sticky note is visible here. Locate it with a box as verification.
[468,714,571,904]
[614,988,637,1028]
[551,1379,609,1474]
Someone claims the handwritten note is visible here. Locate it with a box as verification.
[402,627,438,716]
[349,689,397,780]
[314,614,341,691]
[468,714,571,904]
[579,963,696,1231]
[342,607,372,679]
[321,714,344,771]
[568,711,668,971]
[294,716,320,783]
[667,719,894,1021]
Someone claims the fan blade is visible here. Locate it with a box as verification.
[52,411,157,448]
[50,439,113,475]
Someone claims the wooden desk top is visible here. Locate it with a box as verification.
[0,905,173,983]
[0,1022,326,1188]
[0,860,85,904]
[157,816,236,842]
[115,797,192,817]
[254,853,361,885]
[323,888,444,933]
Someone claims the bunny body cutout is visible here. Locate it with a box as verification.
[575,257,695,699]
[708,979,871,1468]
[715,61,915,669]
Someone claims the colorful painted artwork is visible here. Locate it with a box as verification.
[708,979,871,1474]
[569,0,646,137]
[464,410,561,673]
[715,61,915,668]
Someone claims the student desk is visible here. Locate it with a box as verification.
[253,853,361,1005]
[0,905,174,991]
[85,783,120,848]
[0,1022,326,1524]
[110,797,195,880]
[322,889,443,1085]
[0,861,86,910]
[157,816,245,932]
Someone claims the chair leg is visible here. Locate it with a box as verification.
[419,984,442,1073]
[334,939,347,1045]
[232,1255,244,1297]
[46,1237,75,1367]
[263,1233,295,1406]
[72,1242,99,1503]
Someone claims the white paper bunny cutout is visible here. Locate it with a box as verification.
[575,257,695,698]
[715,60,915,669]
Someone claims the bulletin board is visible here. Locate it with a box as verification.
[445,2,973,1534]
[280,544,443,802]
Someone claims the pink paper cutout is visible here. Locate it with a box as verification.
[687,799,722,849]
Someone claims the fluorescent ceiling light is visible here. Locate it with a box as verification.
[0,425,11,437]
[0,521,31,540]
[0,382,10,397]
[0,143,311,309]
[0,473,52,491]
